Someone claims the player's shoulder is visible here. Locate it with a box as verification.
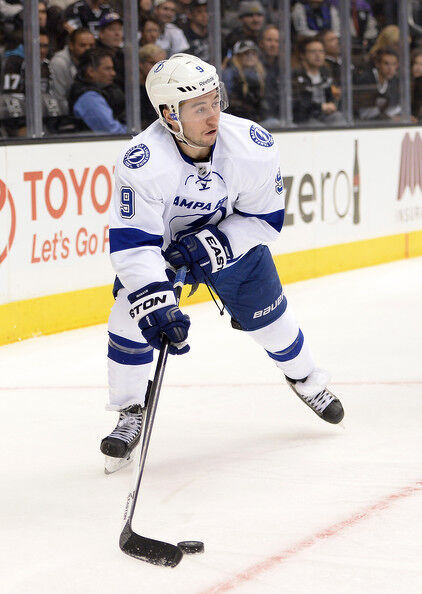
[116,120,175,181]
[217,112,278,162]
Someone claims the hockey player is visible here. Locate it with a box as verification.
[100,53,344,466]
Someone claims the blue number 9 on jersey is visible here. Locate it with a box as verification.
[120,187,135,219]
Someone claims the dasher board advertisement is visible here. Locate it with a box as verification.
[1,127,421,308]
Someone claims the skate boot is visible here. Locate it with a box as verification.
[101,404,144,474]
[285,368,344,424]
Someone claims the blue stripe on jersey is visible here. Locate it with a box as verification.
[108,332,153,366]
[109,228,163,254]
[266,329,304,362]
[233,207,285,232]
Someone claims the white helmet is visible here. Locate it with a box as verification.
[145,53,228,147]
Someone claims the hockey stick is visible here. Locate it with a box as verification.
[119,266,187,567]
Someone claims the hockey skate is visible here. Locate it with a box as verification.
[101,404,144,474]
[285,369,344,424]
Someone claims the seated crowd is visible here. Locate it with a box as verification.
[0,0,420,137]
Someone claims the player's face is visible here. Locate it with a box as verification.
[179,90,220,147]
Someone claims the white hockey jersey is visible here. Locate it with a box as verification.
[109,112,285,292]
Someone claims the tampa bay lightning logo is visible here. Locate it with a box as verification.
[275,168,283,194]
[169,202,227,242]
[123,144,150,169]
[250,125,274,147]
[153,61,164,73]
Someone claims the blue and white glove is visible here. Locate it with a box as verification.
[128,281,190,355]
[164,225,233,284]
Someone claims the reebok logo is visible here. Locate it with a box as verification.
[199,77,214,86]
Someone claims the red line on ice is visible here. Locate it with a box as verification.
[200,480,422,594]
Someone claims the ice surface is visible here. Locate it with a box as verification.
[1,258,422,594]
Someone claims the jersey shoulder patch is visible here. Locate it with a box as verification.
[249,124,274,148]
[123,143,150,169]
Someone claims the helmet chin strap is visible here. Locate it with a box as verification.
[174,129,205,150]
[162,117,207,150]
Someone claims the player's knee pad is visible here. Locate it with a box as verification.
[266,329,304,363]
[246,302,315,379]
[266,330,315,381]
[246,301,299,352]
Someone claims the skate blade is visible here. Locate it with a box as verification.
[104,452,134,475]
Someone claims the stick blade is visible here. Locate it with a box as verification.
[119,520,183,567]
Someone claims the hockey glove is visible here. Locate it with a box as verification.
[164,225,233,284]
[128,281,190,355]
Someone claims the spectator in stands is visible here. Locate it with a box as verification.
[321,29,341,87]
[38,1,47,28]
[1,28,51,94]
[153,0,189,56]
[409,0,422,47]
[139,43,166,128]
[223,1,265,59]
[68,46,127,133]
[175,0,192,29]
[223,39,267,122]
[411,49,422,121]
[0,28,62,136]
[354,48,400,121]
[50,1,75,7]
[46,4,68,53]
[368,25,399,65]
[292,36,345,125]
[64,1,112,38]
[50,27,95,112]
[96,12,124,90]
[329,0,378,54]
[258,24,280,124]
[140,17,161,46]
[291,1,340,39]
[0,1,22,21]
[183,0,209,62]
[349,0,378,52]
[139,0,153,25]
[1,35,24,94]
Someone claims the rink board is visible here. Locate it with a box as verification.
[1,126,421,344]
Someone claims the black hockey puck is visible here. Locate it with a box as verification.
[177,540,204,554]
